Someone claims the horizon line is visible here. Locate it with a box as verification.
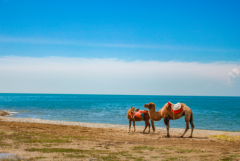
[0,93,239,97]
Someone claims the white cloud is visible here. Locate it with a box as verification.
[228,72,236,78]
[232,68,240,75]
[228,68,240,78]
[0,56,240,96]
[228,68,240,85]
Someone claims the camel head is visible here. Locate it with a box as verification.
[127,107,136,118]
[144,102,156,111]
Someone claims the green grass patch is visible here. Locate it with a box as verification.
[24,138,70,143]
[65,154,86,158]
[126,156,137,159]
[25,148,84,153]
[176,148,203,153]
[1,132,74,145]
[100,154,118,161]
[94,151,132,160]
[229,154,240,157]
[160,147,174,150]
[7,132,61,143]
[132,146,157,151]
[0,157,22,161]
[25,148,107,154]
[28,156,47,160]
[161,152,171,154]
[12,132,57,138]
[162,157,178,161]
[134,156,144,161]
[0,142,10,147]
[118,151,129,156]
[220,157,233,161]
[62,135,86,140]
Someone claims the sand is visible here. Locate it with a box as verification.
[0,116,239,160]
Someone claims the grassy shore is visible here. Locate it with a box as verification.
[0,117,239,161]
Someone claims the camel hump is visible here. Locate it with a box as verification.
[168,102,183,114]
[172,103,181,110]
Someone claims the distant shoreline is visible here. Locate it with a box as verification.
[1,116,240,136]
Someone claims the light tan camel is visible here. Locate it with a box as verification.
[144,102,194,138]
[127,107,155,133]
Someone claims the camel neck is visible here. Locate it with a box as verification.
[149,108,162,121]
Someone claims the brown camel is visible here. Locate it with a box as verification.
[127,107,155,133]
[144,102,194,138]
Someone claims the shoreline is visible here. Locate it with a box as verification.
[1,116,240,136]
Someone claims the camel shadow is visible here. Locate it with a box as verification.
[128,131,155,135]
[166,136,208,139]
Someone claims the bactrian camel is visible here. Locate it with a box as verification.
[127,107,155,133]
[144,102,194,138]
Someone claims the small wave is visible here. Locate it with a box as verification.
[3,111,19,116]
[9,112,19,114]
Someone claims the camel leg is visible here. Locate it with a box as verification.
[151,120,155,132]
[143,120,147,133]
[148,120,150,133]
[181,121,189,138]
[164,117,170,137]
[143,114,148,133]
[144,114,150,133]
[128,120,131,133]
[133,118,136,132]
[189,113,194,138]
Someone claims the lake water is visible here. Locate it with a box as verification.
[0,94,239,132]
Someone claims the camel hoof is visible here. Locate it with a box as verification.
[189,136,192,138]
[180,136,183,138]
[165,135,170,138]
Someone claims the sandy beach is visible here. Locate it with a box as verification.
[0,116,239,161]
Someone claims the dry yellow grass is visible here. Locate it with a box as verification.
[210,134,240,142]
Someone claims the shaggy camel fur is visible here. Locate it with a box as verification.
[127,107,155,133]
[144,102,194,138]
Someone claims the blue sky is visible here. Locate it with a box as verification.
[0,0,240,95]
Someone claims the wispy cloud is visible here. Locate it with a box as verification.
[228,68,240,78]
[0,36,239,52]
[228,68,240,85]
[0,56,240,95]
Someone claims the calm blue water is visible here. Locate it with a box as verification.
[0,94,239,132]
